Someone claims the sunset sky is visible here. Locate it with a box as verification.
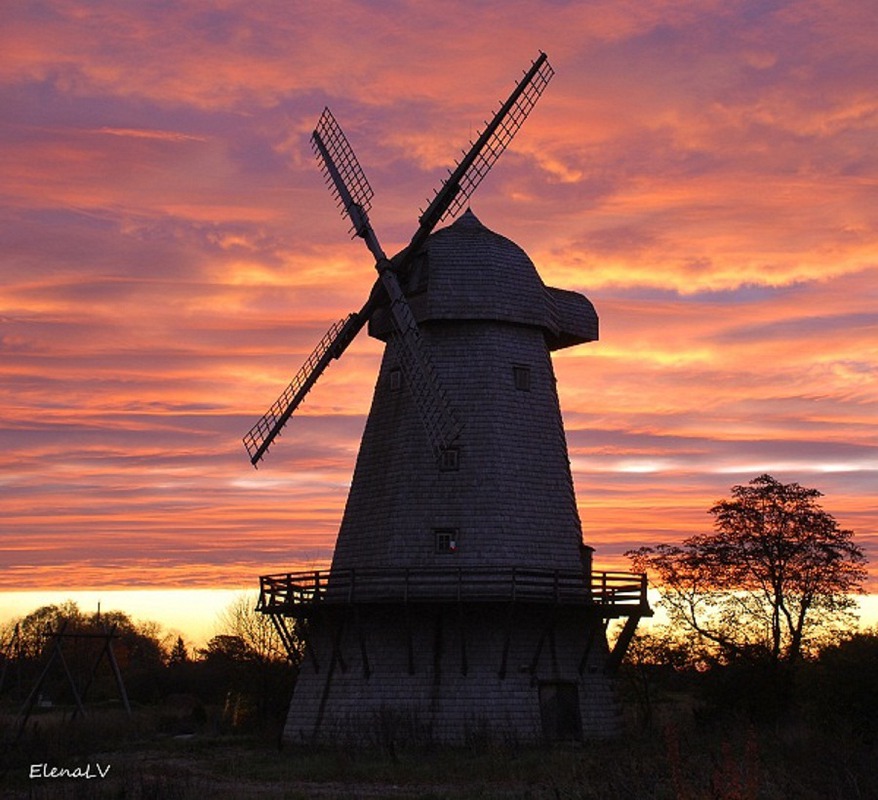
[2,1,876,640]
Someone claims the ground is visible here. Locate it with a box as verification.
[2,703,875,799]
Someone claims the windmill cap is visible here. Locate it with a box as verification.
[370,211,597,350]
[452,207,482,227]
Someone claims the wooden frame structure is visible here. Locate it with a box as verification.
[259,567,651,675]
[6,621,131,745]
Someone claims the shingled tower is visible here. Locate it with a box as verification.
[245,54,650,744]
[333,209,593,574]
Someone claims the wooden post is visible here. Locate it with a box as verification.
[605,615,641,673]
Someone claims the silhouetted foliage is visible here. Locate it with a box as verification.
[199,634,255,663]
[1,601,83,662]
[628,474,867,669]
[199,594,298,733]
[215,592,296,665]
[803,627,878,744]
[173,600,297,733]
[618,627,697,727]
[2,595,876,796]
[0,601,167,706]
[167,635,190,666]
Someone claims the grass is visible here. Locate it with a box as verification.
[1,702,876,799]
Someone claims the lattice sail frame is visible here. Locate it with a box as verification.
[428,52,554,225]
[312,108,374,238]
[242,313,360,465]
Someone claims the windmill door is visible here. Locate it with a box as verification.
[538,681,583,742]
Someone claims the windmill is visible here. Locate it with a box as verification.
[247,52,651,745]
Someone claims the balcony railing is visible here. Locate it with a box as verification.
[257,567,649,619]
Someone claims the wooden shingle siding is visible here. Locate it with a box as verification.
[284,605,622,745]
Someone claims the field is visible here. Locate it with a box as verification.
[3,697,876,800]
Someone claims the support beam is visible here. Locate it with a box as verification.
[529,607,558,678]
[605,615,642,673]
[269,614,304,666]
[354,606,371,678]
[405,605,415,675]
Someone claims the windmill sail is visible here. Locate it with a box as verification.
[312,108,375,242]
[408,51,554,256]
[243,312,366,465]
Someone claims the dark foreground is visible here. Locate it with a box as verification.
[2,701,876,800]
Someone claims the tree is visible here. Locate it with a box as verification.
[167,636,189,666]
[628,475,867,668]
[198,634,255,663]
[0,601,167,705]
[215,592,298,665]
[620,628,698,727]
[206,597,300,730]
[2,601,84,661]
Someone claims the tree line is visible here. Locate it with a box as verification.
[0,593,300,734]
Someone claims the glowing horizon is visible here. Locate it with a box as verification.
[2,0,876,639]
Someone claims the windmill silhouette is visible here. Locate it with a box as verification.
[246,53,650,744]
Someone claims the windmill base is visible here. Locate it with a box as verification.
[282,603,623,746]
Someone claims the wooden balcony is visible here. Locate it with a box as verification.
[257,566,650,619]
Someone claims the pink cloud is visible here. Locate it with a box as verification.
[1,1,875,602]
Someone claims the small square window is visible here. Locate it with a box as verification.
[513,364,531,391]
[390,368,402,391]
[439,446,459,471]
[434,528,458,554]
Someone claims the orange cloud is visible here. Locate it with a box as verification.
[1,1,875,608]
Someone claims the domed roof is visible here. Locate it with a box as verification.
[418,209,553,329]
[369,209,598,350]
